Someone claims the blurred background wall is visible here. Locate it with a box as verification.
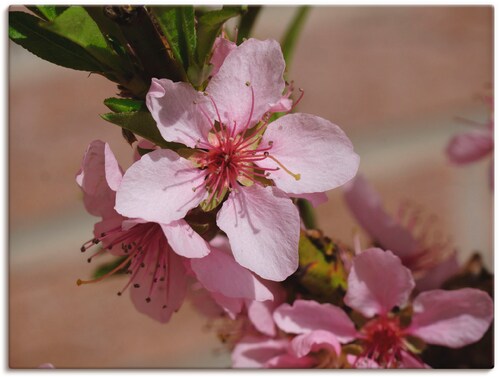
[9,6,493,368]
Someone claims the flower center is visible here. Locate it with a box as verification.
[359,316,406,368]
[78,222,174,308]
[192,86,300,205]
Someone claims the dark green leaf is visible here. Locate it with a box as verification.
[196,6,242,66]
[150,6,196,72]
[237,6,261,44]
[9,11,105,72]
[26,5,67,21]
[104,97,144,113]
[42,6,123,72]
[93,256,129,279]
[101,110,182,150]
[281,6,310,68]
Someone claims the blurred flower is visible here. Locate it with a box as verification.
[446,96,494,189]
[343,174,459,291]
[116,38,359,281]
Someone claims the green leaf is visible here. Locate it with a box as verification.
[42,6,123,73]
[26,5,67,21]
[9,11,106,72]
[281,6,310,68]
[104,97,144,113]
[150,6,196,72]
[93,256,129,279]
[237,6,261,44]
[196,6,242,66]
[101,110,182,150]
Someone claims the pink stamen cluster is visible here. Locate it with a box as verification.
[358,315,408,368]
[192,86,300,204]
[78,223,171,306]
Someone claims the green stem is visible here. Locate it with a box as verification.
[237,6,261,44]
[281,6,310,68]
[297,198,317,230]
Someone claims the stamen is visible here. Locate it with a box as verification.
[265,154,301,180]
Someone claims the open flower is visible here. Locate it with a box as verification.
[343,174,459,291]
[76,140,210,323]
[271,248,493,368]
[115,38,360,281]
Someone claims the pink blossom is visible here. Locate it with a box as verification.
[343,174,460,291]
[116,38,360,281]
[235,248,493,368]
[76,140,210,323]
[446,97,494,188]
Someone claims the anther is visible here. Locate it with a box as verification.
[145,297,151,303]
[133,283,140,288]
[76,279,83,286]
[117,292,122,296]
[268,141,274,146]
[245,81,251,87]
[80,246,86,252]
[162,305,167,309]
[87,258,92,263]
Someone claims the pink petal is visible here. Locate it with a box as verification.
[273,300,357,343]
[344,248,415,318]
[446,129,493,165]
[246,282,286,336]
[190,246,273,301]
[206,38,285,134]
[414,252,460,292]
[76,140,121,217]
[209,37,237,77]
[407,288,493,348]
[211,292,244,319]
[265,354,316,368]
[399,352,430,369]
[115,149,206,224]
[257,113,360,194]
[216,185,300,281]
[160,220,210,258]
[291,192,329,208]
[130,251,188,323]
[343,175,418,259]
[268,97,292,113]
[103,142,123,191]
[232,336,290,368]
[247,300,278,337]
[290,330,341,358]
[146,78,212,148]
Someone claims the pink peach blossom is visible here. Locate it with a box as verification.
[446,97,494,188]
[116,38,360,281]
[343,174,459,291]
[76,140,209,323]
[235,248,493,368]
